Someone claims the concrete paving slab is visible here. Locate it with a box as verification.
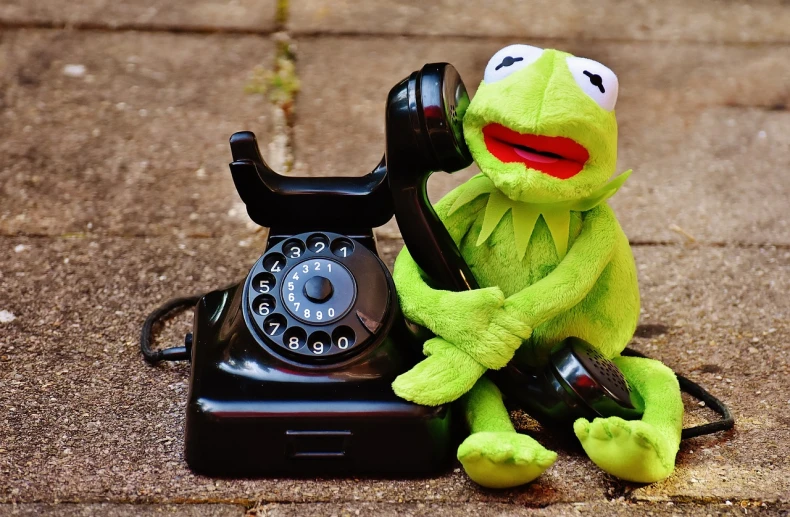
[625,244,790,503]
[1,235,788,505]
[0,504,245,516]
[288,0,790,44]
[0,1,276,32]
[0,30,275,238]
[290,37,790,245]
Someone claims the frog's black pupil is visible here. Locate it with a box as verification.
[583,70,605,93]
[495,56,524,71]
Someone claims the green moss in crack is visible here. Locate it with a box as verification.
[245,42,300,117]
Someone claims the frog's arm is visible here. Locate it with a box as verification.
[503,203,620,329]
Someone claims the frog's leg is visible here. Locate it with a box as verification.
[573,356,683,483]
[457,376,557,488]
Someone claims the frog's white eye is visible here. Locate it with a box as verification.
[484,45,544,84]
[566,56,618,111]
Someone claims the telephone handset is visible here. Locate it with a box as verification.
[384,63,477,291]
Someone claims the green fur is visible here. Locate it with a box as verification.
[391,46,683,488]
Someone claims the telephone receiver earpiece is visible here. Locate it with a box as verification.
[385,63,478,291]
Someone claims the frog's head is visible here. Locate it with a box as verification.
[463,45,620,204]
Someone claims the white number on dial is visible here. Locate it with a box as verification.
[337,337,349,349]
[311,342,324,354]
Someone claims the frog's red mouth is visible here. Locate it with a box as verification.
[482,123,589,179]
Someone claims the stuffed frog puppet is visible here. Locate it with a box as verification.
[391,45,684,488]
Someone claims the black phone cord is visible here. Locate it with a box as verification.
[139,294,202,364]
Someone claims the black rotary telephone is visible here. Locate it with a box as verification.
[141,63,732,477]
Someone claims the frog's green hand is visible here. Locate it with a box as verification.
[393,246,530,405]
[392,337,487,406]
[573,356,683,483]
[502,204,620,328]
[391,275,528,405]
[394,247,530,366]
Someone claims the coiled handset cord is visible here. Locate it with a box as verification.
[140,294,734,439]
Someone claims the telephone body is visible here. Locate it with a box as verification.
[184,64,471,476]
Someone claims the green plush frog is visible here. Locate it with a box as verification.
[391,45,683,488]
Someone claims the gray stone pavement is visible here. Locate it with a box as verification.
[287,0,790,44]
[0,30,274,238]
[0,504,246,516]
[0,0,277,32]
[1,1,790,515]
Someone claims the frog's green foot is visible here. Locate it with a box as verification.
[457,432,557,489]
[574,417,675,483]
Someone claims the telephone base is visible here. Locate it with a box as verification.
[185,398,453,476]
[183,282,455,476]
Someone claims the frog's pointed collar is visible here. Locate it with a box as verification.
[448,170,631,260]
